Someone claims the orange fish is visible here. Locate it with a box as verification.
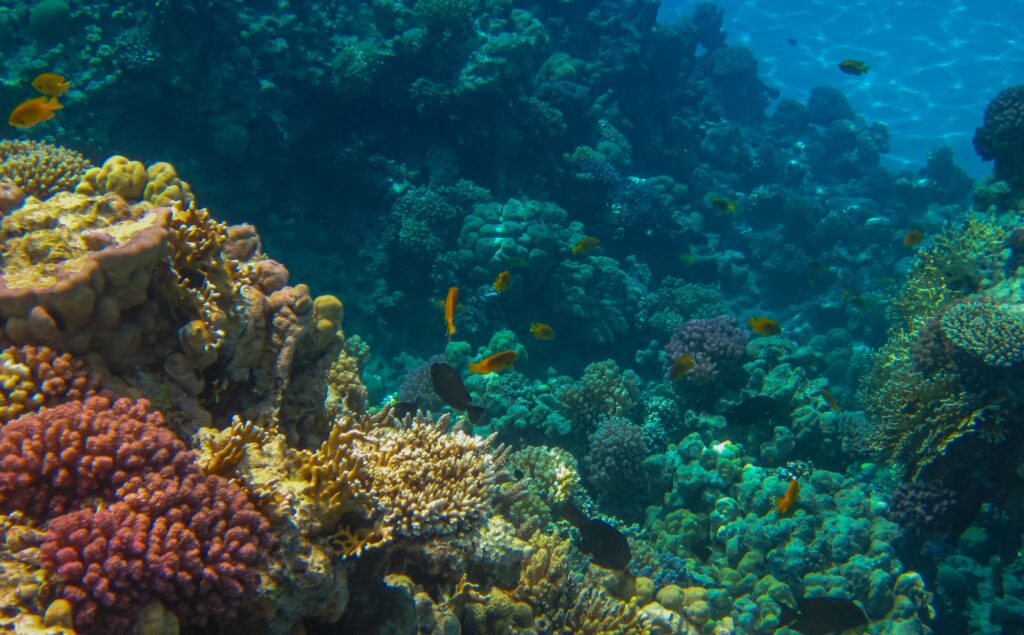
[669,354,694,381]
[529,322,555,340]
[8,96,63,128]
[820,388,843,413]
[903,229,924,247]
[838,59,869,75]
[776,478,800,514]
[493,270,511,292]
[748,316,781,336]
[572,236,600,255]
[468,350,518,374]
[444,287,458,340]
[31,73,70,97]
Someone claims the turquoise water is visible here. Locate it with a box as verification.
[661,0,1024,177]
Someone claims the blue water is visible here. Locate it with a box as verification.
[660,0,1024,178]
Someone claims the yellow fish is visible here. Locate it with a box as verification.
[838,59,869,76]
[493,270,511,292]
[444,286,458,340]
[31,73,70,97]
[8,96,62,128]
[468,350,518,374]
[572,236,600,255]
[747,316,781,336]
[708,195,737,214]
[669,354,694,381]
[529,322,555,340]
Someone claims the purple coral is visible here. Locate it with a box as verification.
[973,84,1024,186]
[665,314,749,386]
[885,481,957,538]
[584,417,648,516]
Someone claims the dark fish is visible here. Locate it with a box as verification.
[557,500,632,571]
[393,401,418,419]
[429,363,486,424]
[779,597,869,635]
[787,37,798,46]
[725,396,785,426]
[692,544,712,563]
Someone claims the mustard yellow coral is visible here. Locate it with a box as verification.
[0,139,91,200]
[76,155,194,205]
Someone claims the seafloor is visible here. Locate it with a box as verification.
[0,1,1023,635]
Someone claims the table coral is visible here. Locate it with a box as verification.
[0,140,91,201]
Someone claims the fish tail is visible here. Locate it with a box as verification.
[464,403,486,425]
[778,602,800,628]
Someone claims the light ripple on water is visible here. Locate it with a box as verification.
[660,0,1024,177]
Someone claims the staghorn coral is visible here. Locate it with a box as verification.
[0,344,100,424]
[563,586,650,634]
[514,530,585,627]
[0,140,91,201]
[370,412,506,538]
[556,360,640,431]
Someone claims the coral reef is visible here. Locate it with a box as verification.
[665,315,750,388]
[0,140,90,201]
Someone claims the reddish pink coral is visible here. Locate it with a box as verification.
[0,397,181,519]
[41,456,272,632]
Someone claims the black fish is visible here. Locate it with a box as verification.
[393,401,418,419]
[557,500,632,571]
[787,37,798,46]
[779,597,869,635]
[725,395,785,426]
[429,363,486,424]
[692,544,713,563]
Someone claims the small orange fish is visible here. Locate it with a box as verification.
[529,322,555,340]
[468,350,518,374]
[8,96,63,128]
[444,287,458,340]
[31,73,70,97]
[820,388,843,413]
[669,354,694,381]
[493,270,511,292]
[708,195,737,214]
[776,478,800,514]
[748,316,781,336]
[572,236,600,255]
[838,59,869,75]
[903,229,924,247]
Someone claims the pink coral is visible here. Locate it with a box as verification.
[0,397,181,519]
[41,456,272,632]
[664,314,749,386]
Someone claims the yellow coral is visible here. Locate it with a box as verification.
[312,295,344,349]
[144,161,194,206]
[76,155,148,200]
[298,417,377,537]
[0,139,91,201]
[324,347,367,417]
[508,445,580,505]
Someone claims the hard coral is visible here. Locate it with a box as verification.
[665,314,749,386]
[584,417,647,508]
[371,413,506,538]
[0,397,181,520]
[0,140,91,201]
[940,301,1024,368]
[556,360,640,431]
[77,155,194,206]
[41,454,271,632]
[0,344,100,424]
[973,84,1024,187]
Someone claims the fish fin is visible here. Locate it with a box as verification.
[778,602,800,628]
[464,403,486,425]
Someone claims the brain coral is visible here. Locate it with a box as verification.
[0,140,91,201]
[940,301,1024,367]
[973,84,1024,186]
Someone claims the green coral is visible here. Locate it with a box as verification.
[940,301,1024,367]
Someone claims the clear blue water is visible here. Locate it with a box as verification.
[660,0,1024,178]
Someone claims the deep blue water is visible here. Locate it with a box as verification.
[660,0,1024,178]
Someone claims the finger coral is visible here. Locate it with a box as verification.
[0,140,91,201]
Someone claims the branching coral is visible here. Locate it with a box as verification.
[0,344,100,424]
[556,360,639,431]
[664,314,749,387]
[0,140,91,201]
[370,413,507,538]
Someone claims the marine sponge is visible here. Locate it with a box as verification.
[0,140,91,201]
[940,301,1024,367]
[370,413,506,538]
[0,344,100,424]
[972,84,1024,187]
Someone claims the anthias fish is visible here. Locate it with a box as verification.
[903,229,924,247]
[31,72,70,97]
[669,354,694,381]
[558,500,632,571]
[9,96,62,128]
[572,236,600,255]
[748,316,781,336]
[468,350,518,374]
[838,59,869,75]
[776,478,800,514]
[779,596,869,634]
[493,270,511,292]
[444,286,458,340]
[429,362,485,424]
[529,322,555,340]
